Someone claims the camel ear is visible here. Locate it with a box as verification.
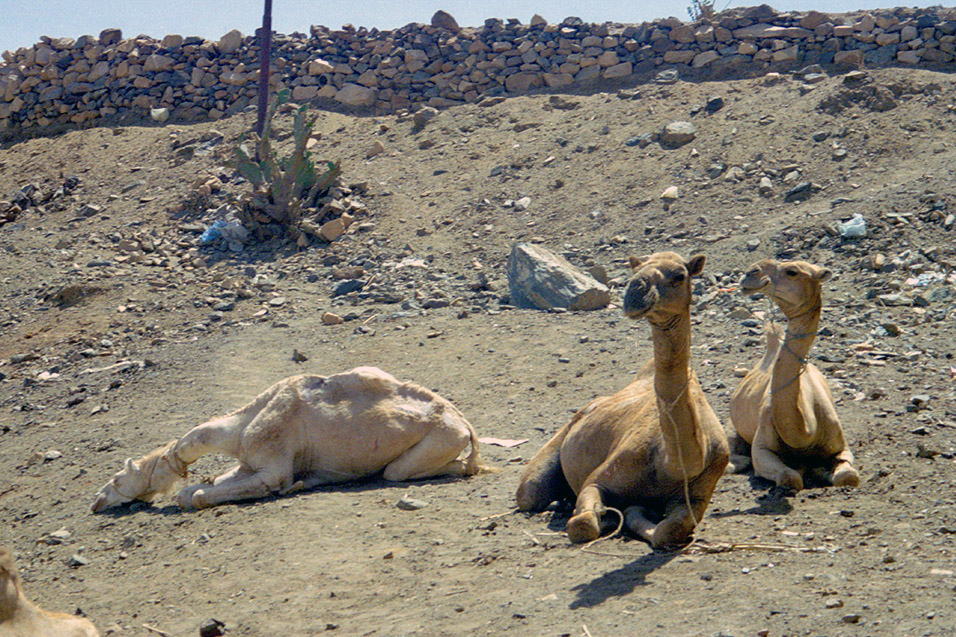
[814,267,832,283]
[628,255,646,271]
[686,254,706,278]
[124,457,136,473]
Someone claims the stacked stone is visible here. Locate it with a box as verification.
[1,5,953,135]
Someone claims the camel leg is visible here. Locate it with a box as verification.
[752,443,804,491]
[623,506,658,544]
[516,424,573,512]
[178,464,290,509]
[382,425,469,481]
[174,413,249,464]
[725,433,752,474]
[830,449,859,487]
[566,483,605,543]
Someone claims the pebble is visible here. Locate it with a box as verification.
[199,618,226,637]
[397,496,428,511]
[841,613,861,624]
[291,349,308,363]
[67,554,89,568]
[268,296,287,307]
[321,311,344,325]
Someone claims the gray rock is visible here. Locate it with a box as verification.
[397,496,429,510]
[332,279,364,297]
[507,243,611,311]
[660,121,696,146]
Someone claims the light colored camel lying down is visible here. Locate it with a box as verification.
[1,545,100,637]
[92,367,492,512]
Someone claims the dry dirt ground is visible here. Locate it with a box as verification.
[2,66,956,636]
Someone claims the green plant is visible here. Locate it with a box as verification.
[687,0,716,20]
[235,88,341,239]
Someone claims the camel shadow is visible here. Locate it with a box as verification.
[712,478,795,518]
[569,548,678,609]
[95,472,463,517]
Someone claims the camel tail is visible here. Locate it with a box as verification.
[463,420,499,475]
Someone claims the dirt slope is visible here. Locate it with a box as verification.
[1,67,956,636]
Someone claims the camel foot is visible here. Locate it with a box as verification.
[726,454,752,474]
[623,506,657,545]
[776,469,804,492]
[176,484,203,510]
[650,515,694,549]
[832,464,860,488]
[566,511,601,543]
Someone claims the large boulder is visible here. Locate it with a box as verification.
[507,243,611,311]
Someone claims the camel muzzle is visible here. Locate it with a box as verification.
[623,280,658,319]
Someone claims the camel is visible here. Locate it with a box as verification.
[516,252,729,548]
[92,367,492,512]
[729,259,859,491]
[0,546,99,637]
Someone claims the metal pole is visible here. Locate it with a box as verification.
[255,0,273,141]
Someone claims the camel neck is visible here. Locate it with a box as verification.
[649,311,703,478]
[771,299,821,446]
[0,586,19,621]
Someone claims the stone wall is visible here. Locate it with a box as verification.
[1,5,954,137]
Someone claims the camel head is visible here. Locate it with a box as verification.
[740,259,831,317]
[91,441,184,513]
[0,545,20,603]
[623,252,705,323]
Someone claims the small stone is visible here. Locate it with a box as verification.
[514,197,532,211]
[412,107,439,128]
[67,554,89,568]
[321,312,344,325]
[705,96,724,112]
[759,177,773,195]
[291,349,308,363]
[78,204,102,217]
[826,599,844,609]
[661,186,679,200]
[733,367,749,378]
[199,618,226,637]
[911,394,931,409]
[366,140,386,158]
[841,614,861,624]
[660,121,696,146]
[268,296,287,307]
[397,496,428,511]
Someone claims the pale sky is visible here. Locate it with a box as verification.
[1,1,925,52]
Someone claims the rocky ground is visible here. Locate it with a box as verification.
[1,66,956,636]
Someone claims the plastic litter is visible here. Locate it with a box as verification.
[200,220,248,246]
[200,220,227,244]
[838,213,866,238]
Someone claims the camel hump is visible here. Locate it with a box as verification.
[313,366,402,402]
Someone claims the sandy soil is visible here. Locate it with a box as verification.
[2,66,956,636]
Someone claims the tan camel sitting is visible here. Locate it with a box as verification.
[1,546,99,637]
[729,259,859,491]
[516,252,729,548]
[92,367,492,512]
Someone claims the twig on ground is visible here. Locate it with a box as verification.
[522,529,541,545]
[681,540,830,554]
[142,624,172,637]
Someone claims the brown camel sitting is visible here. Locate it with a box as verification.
[1,546,99,637]
[92,367,492,512]
[729,259,859,491]
[516,252,729,548]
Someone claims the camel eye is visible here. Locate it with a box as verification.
[671,273,685,285]
[785,269,798,277]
